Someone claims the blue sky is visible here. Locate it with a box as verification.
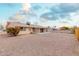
[0,3,22,24]
[0,3,79,27]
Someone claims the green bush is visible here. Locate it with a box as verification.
[6,26,20,36]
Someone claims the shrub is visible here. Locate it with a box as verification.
[60,26,70,30]
[6,26,20,36]
[70,26,77,34]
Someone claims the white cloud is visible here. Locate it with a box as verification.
[22,3,31,12]
[69,11,79,26]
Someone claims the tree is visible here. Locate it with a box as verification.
[26,22,31,25]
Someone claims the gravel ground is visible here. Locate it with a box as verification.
[0,30,79,56]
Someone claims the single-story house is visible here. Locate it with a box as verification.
[6,22,51,34]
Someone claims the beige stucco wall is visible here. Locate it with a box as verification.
[19,28,31,35]
[43,29,47,32]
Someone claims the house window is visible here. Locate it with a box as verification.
[20,27,26,31]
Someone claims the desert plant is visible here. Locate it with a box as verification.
[70,26,77,34]
[6,26,20,36]
[60,26,70,30]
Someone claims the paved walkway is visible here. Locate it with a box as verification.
[0,31,79,56]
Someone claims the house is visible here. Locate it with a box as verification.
[6,22,50,34]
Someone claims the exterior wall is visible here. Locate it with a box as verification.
[25,28,31,34]
[32,28,40,33]
[20,27,49,34]
[43,28,47,32]
[37,28,40,33]
[19,27,31,35]
[40,28,44,33]
[40,28,48,33]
